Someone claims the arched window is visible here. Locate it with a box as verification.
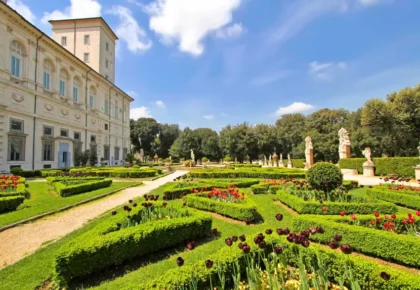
[89,86,96,109]
[73,77,80,102]
[59,69,68,97]
[43,60,53,90]
[10,40,26,78]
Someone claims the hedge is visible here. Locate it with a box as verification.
[18,170,65,178]
[0,196,25,213]
[54,203,212,283]
[339,157,418,178]
[228,164,262,169]
[53,179,113,197]
[140,235,420,290]
[251,180,359,195]
[163,180,260,200]
[367,189,420,209]
[45,176,104,186]
[185,194,257,221]
[277,190,397,214]
[68,169,161,178]
[188,168,305,179]
[0,183,29,198]
[293,215,420,268]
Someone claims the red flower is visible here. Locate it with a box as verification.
[340,211,345,217]
[322,206,327,212]
[374,211,380,217]
[369,220,375,226]
[391,214,396,219]
[402,219,407,225]
[416,210,420,217]
[275,213,283,221]
[351,214,357,220]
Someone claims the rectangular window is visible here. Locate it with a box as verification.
[104,124,108,131]
[83,53,89,62]
[59,80,65,96]
[106,42,109,51]
[60,129,68,137]
[42,142,54,161]
[11,56,20,78]
[103,146,110,161]
[43,72,50,90]
[8,136,25,161]
[90,135,96,143]
[43,126,53,136]
[84,35,90,45]
[61,36,67,46]
[73,87,78,102]
[104,100,109,114]
[74,132,80,140]
[89,95,94,108]
[10,118,23,132]
[105,59,109,69]
[114,101,118,118]
[43,164,52,169]
[114,147,120,161]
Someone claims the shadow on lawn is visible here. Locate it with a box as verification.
[67,234,219,289]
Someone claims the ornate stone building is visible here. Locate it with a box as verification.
[0,2,133,171]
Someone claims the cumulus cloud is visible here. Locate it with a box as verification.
[144,0,242,55]
[215,23,245,39]
[107,6,152,53]
[275,102,315,116]
[130,106,152,119]
[155,100,165,108]
[308,61,346,81]
[203,114,215,120]
[8,0,35,23]
[41,0,101,24]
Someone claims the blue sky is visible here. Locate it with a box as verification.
[8,0,420,131]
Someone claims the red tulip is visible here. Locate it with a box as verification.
[340,211,345,217]
[322,206,327,212]
[374,211,380,217]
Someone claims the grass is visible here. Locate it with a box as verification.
[0,181,417,289]
[0,181,139,228]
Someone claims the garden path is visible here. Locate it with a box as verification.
[343,174,419,186]
[0,170,187,269]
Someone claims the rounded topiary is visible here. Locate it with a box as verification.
[132,164,140,169]
[306,162,343,191]
[10,167,23,176]
[201,157,208,162]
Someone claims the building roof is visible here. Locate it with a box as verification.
[49,17,119,41]
[0,2,133,102]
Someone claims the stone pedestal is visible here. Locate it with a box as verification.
[363,162,375,177]
[341,169,358,176]
[415,166,420,181]
[305,149,313,169]
[287,162,292,169]
[279,162,284,167]
[339,145,351,159]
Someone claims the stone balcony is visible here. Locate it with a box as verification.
[9,75,26,88]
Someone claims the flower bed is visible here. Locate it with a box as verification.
[185,186,257,221]
[140,234,420,290]
[293,214,420,268]
[54,202,212,284]
[277,189,397,214]
[53,179,113,197]
[367,188,420,209]
[162,179,260,200]
[0,176,28,212]
[188,168,306,179]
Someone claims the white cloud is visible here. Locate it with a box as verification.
[155,100,165,108]
[144,0,242,55]
[275,102,315,116]
[250,71,293,86]
[130,106,152,119]
[107,6,152,53]
[308,61,346,81]
[41,0,101,24]
[215,23,245,39]
[203,114,214,120]
[127,90,139,99]
[8,0,35,23]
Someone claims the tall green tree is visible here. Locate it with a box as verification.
[130,118,160,157]
[275,113,306,157]
[169,127,200,160]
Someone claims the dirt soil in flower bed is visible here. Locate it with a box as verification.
[209,212,248,225]
[275,200,299,215]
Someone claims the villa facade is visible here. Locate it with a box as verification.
[0,1,133,172]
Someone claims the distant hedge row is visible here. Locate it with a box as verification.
[339,157,418,178]
[189,168,305,179]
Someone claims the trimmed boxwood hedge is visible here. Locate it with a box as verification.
[188,168,305,179]
[228,164,262,169]
[54,203,212,283]
[185,193,257,221]
[277,190,397,214]
[140,234,420,290]
[0,196,25,213]
[53,179,113,197]
[163,180,260,200]
[339,157,418,177]
[293,215,420,268]
[367,189,420,209]
[251,180,359,195]
[45,176,104,186]
[68,168,161,178]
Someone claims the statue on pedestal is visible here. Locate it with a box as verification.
[362,147,375,177]
[338,128,351,159]
[304,136,314,169]
[287,154,293,168]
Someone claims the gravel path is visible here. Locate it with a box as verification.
[0,170,187,269]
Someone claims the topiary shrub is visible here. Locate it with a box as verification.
[306,162,343,191]
[10,167,23,176]
[201,157,208,163]
[132,164,140,169]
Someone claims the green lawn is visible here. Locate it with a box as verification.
[0,181,139,228]
[0,182,416,290]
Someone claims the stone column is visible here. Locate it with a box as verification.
[272,153,278,167]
